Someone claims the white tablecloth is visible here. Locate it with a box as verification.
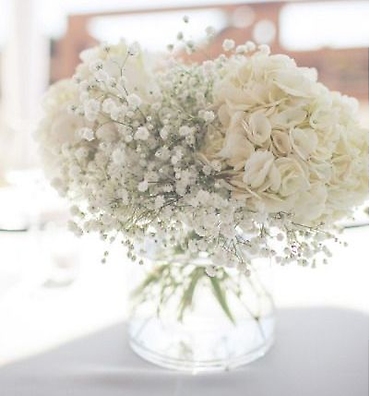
[0,307,367,396]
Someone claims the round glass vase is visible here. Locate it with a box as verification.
[127,256,275,372]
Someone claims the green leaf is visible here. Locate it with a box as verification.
[210,276,235,325]
[178,267,203,321]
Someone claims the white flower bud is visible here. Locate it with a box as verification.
[138,180,148,192]
[78,127,95,141]
[127,93,142,109]
[222,39,235,51]
[134,126,150,140]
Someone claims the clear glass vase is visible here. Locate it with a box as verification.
[127,256,275,372]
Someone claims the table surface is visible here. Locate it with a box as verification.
[0,306,368,396]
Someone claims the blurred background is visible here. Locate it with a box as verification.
[0,0,368,366]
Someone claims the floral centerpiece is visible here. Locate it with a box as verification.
[35,25,368,371]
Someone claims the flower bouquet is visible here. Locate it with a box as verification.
[35,25,368,371]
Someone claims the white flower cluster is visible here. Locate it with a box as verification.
[35,38,368,271]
